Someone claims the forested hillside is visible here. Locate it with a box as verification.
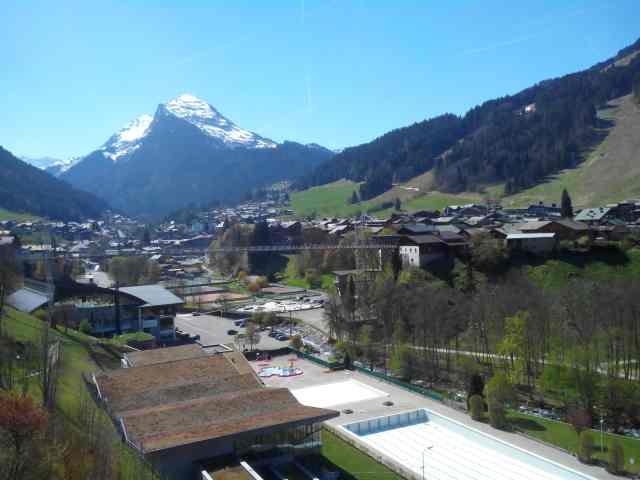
[298,38,640,200]
[0,147,109,221]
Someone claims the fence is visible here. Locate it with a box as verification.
[354,365,444,402]
[289,348,344,370]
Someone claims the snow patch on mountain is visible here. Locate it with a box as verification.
[164,93,276,149]
[52,157,81,173]
[101,114,153,161]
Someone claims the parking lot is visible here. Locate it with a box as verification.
[175,313,289,350]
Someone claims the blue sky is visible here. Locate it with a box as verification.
[1,0,638,159]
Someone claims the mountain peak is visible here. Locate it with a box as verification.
[101,114,153,161]
[161,93,277,149]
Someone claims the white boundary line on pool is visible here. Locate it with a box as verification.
[339,407,600,480]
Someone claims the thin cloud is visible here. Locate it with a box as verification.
[460,3,611,57]
[461,32,542,56]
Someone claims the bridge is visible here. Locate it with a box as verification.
[208,243,397,253]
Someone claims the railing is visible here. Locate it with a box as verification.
[289,347,444,401]
[355,366,444,401]
[289,348,343,370]
[210,243,397,253]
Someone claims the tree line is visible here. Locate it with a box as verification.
[325,263,640,432]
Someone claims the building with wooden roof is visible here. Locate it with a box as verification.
[92,347,339,479]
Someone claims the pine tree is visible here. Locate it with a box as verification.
[561,189,573,218]
[350,191,360,204]
[394,198,401,211]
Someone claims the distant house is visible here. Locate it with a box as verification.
[397,223,435,235]
[527,202,562,217]
[574,207,613,225]
[399,235,448,267]
[516,219,589,241]
[506,233,557,255]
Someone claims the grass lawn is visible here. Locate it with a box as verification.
[321,429,404,480]
[283,273,335,291]
[508,412,640,474]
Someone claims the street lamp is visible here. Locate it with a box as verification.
[422,445,433,480]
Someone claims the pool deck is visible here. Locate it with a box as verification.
[257,357,620,480]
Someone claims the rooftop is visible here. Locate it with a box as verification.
[94,347,338,453]
[124,344,206,367]
[117,284,184,307]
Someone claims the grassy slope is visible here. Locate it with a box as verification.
[291,176,481,218]
[502,94,640,208]
[291,180,362,217]
[3,308,159,477]
[509,412,640,474]
[3,307,101,417]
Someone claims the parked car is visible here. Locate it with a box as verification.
[190,334,200,341]
[192,312,201,316]
[227,329,238,336]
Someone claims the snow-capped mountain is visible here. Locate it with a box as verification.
[60,93,333,217]
[161,94,276,149]
[46,157,82,176]
[19,155,64,169]
[101,114,153,161]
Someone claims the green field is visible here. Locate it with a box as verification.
[0,207,41,222]
[509,412,640,474]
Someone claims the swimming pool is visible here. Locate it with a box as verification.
[342,409,597,480]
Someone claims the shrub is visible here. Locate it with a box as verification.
[469,394,484,421]
[485,372,513,429]
[577,430,594,464]
[487,399,507,429]
[607,439,625,475]
[78,319,92,335]
[290,335,303,350]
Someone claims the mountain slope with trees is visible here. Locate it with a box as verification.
[298,38,640,201]
[0,147,109,221]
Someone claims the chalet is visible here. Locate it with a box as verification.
[399,235,448,267]
[515,219,589,241]
[506,233,557,255]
